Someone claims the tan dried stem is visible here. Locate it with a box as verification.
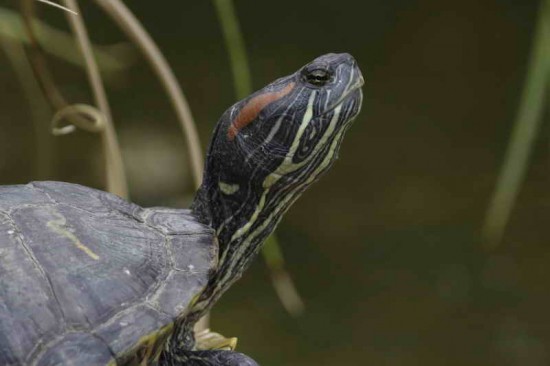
[20,0,69,109]
[51,104,106,136]
[36,0,77,15]
[0,32,53,179]
[20,0,129,198]
[0,7,135,74]
[62,0,128,198]
[92,0,204,188]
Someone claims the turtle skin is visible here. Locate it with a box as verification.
[0,181,220,365]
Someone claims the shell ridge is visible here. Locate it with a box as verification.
[28,182,57,206]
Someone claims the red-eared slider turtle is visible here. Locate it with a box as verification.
[0,53,364,365]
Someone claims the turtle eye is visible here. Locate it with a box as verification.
[303,68,332,86]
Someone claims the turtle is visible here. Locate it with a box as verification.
[0,53,364,365]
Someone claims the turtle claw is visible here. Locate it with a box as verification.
[195,328,238,351]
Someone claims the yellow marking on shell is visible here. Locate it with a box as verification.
[47,211,99,260]
[219,181,239,195]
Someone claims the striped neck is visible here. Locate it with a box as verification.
[191,53,364,310]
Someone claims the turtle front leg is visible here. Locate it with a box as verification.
[195,328,237,351]
[171,349,259,366]
[158,322,259,366]
[190,329,259,365]
[160,344,259,366]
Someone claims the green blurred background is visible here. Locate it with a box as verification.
[1,0,548,365]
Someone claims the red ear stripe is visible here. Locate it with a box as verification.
[227,82,295,140]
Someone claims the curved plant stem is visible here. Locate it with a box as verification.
[51,104,106,135]
[20,0,129,197]
[20,0,69,110]
[36,0,77,15]
[62,0,128,198]
[262,236,305,315]
[482,0,550,250]
[0,7,133,72]
[213,0,305,316]
[92,0,204,189]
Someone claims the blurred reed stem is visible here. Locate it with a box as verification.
[36,0,77,15]
[0,8,134,73]
[213,0,305,316]
[62,0,128,198]
[212,0,252,100]
[0,34,53,179]
[20,0,129,197]
[262,236,305,316]
[92,0,204,189]
[482,0,550,249]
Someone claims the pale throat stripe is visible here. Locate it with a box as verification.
[226,91,317,245]
[215,91,317,268]
[215,103,344,294]
[215,90,303,240]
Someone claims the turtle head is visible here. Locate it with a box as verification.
[192,53,363,295]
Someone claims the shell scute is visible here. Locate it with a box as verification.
[0,212,63,365]
[10,203,168,329]
[93,304,171,357]
[142,207,212,236]
[35,332,113,366]
[170,233,217,273]
[0,182,216,364]
[0,184,54,213]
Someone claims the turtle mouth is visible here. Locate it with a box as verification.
[322,85,363,118]
[321,62,364,116]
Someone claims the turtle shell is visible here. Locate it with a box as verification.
[0,181,217,365]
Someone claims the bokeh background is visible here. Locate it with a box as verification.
[0,0,547,365]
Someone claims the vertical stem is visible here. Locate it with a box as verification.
[212,0,252,100]
[482,0,550,249]
[62,0,128,198]
[0,34,53,180]
[92,0,204,189]
[262,236,305,315]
